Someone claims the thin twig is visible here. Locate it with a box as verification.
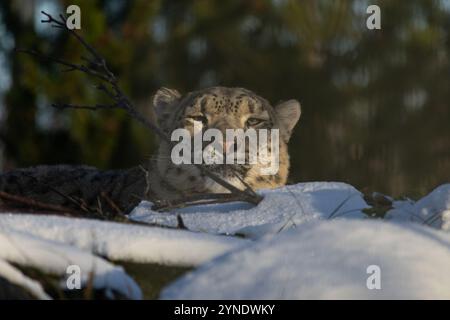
[0,191,83,217]
[176,215,187,230]
[51,102,119,111]
[152,193,251,211]
[15,49,111,82]
[328,193,358,219]
[100,192,123,217]
[18,11,262,209]
[21,172,91,213]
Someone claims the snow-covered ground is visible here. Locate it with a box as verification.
[161,220,450,299]
[0,228,141,299]
[1,182,449,299]
[385,184,450,230]
[0,258,50,299]
[130,182,370,238]
[0,215,248,266]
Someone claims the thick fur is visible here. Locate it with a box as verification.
[0,87,301,210]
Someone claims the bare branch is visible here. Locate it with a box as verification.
[51,103,119,111]
[0,191,84,217]
[152,193,252,211]
[15,48,111,82]
[100,192,124,218]
[18,11,263,210]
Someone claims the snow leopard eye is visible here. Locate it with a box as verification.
[187,115,208,125]
[246,117,266,127]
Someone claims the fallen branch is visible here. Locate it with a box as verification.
[17,11,262,211]
[100,192,124,217]
[152,193,254,211]
[0,191,84,217]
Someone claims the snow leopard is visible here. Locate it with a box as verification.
[0,87,301,213]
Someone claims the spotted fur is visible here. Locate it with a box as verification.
[0,87,301,211]
[150,86,301,198]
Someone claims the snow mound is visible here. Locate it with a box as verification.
[0,214,248,266]
[386,184,450,231]
[130,182,370,238]
[0,227,141,299]
[161,219,450,299]
[0,258,50,299]
[2,182,449,299]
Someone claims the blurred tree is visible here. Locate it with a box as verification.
[0,0,449,197]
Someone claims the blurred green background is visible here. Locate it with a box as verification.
[0,0,449,197]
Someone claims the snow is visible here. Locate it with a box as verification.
[0,258,50,299]
[386,184,450,231]
[161,219,450,299]
[1,181,450,299]
[130,182,370,239]
[0,227,142,299]
[0,215,248,266]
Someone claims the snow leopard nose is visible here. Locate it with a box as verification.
[223,140,235,154]
[209,118,240,154]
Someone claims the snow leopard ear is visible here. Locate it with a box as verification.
[153,87,181,117]
[274,99,301,141]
